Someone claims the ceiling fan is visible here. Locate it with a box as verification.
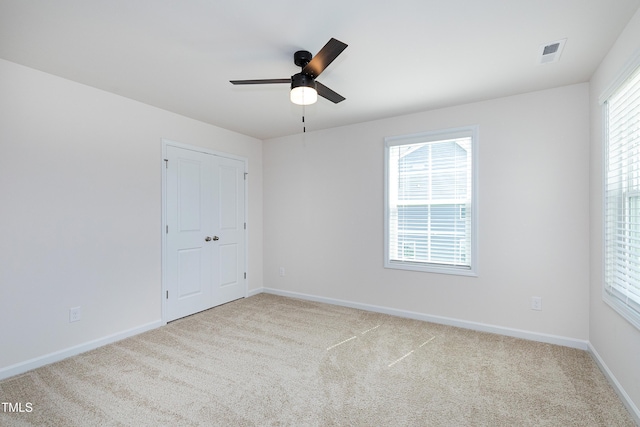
[230,38,348,106]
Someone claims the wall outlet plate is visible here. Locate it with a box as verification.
[69,306,81,322]
[531,297,542,311]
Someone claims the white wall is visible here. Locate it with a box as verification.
[589,8,640,415]
[0,59,263,373]
[263,83,590,342]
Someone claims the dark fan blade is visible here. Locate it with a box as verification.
[230,78,290,85]
[316,81,345,104]
[302,38,348,78]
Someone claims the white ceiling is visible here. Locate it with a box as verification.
[1,0,639,140]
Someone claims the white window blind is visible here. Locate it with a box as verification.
[603,59,640,329]
[384,127,477,275]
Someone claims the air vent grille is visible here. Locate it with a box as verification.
[538,39,566,64]
[543,43,560,55]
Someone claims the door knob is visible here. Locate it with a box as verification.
[205,236,212,242]
[212,236,219,241]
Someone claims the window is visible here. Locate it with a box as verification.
[384,126,478,275]
[602,55,640,329]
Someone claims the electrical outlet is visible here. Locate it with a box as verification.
[69,306,81,322]
[531,297,542,311]
[279,267,285,277]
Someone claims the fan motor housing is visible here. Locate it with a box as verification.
[294,50,313,67]
[291,73,316,90]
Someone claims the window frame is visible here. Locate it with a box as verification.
[384,125,479,276]
[600,50,640,331]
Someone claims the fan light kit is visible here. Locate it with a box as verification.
[230,38,348,106]
[290,73,318,105]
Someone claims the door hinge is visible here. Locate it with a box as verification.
[166,291,169,299]
[244,222,246,230]
[244,272,247,279]
[244,172,248,180]
[164,159,168,168]
[166,225,169,234]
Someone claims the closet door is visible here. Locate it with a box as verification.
[211,156,246,307]
[165,146,245,322]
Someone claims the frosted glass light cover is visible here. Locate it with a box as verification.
[290,86,317,105]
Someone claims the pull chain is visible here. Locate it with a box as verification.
[302,104,306,133]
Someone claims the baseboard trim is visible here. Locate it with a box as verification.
[588,342,640,425]
[259,287,589,350]
[247,287,263,298]
[0,320,163,381]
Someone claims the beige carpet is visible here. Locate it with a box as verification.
[0,293,635,426]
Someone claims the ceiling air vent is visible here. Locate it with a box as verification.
[538,39,566,64]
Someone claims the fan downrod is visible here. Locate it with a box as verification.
[294,50,313,68]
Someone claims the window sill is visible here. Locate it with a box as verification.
[385,260,478,277]
[603,290,640,331]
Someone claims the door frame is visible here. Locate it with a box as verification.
[161,139,249,324]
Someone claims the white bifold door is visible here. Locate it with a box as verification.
[165,145,246,322]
